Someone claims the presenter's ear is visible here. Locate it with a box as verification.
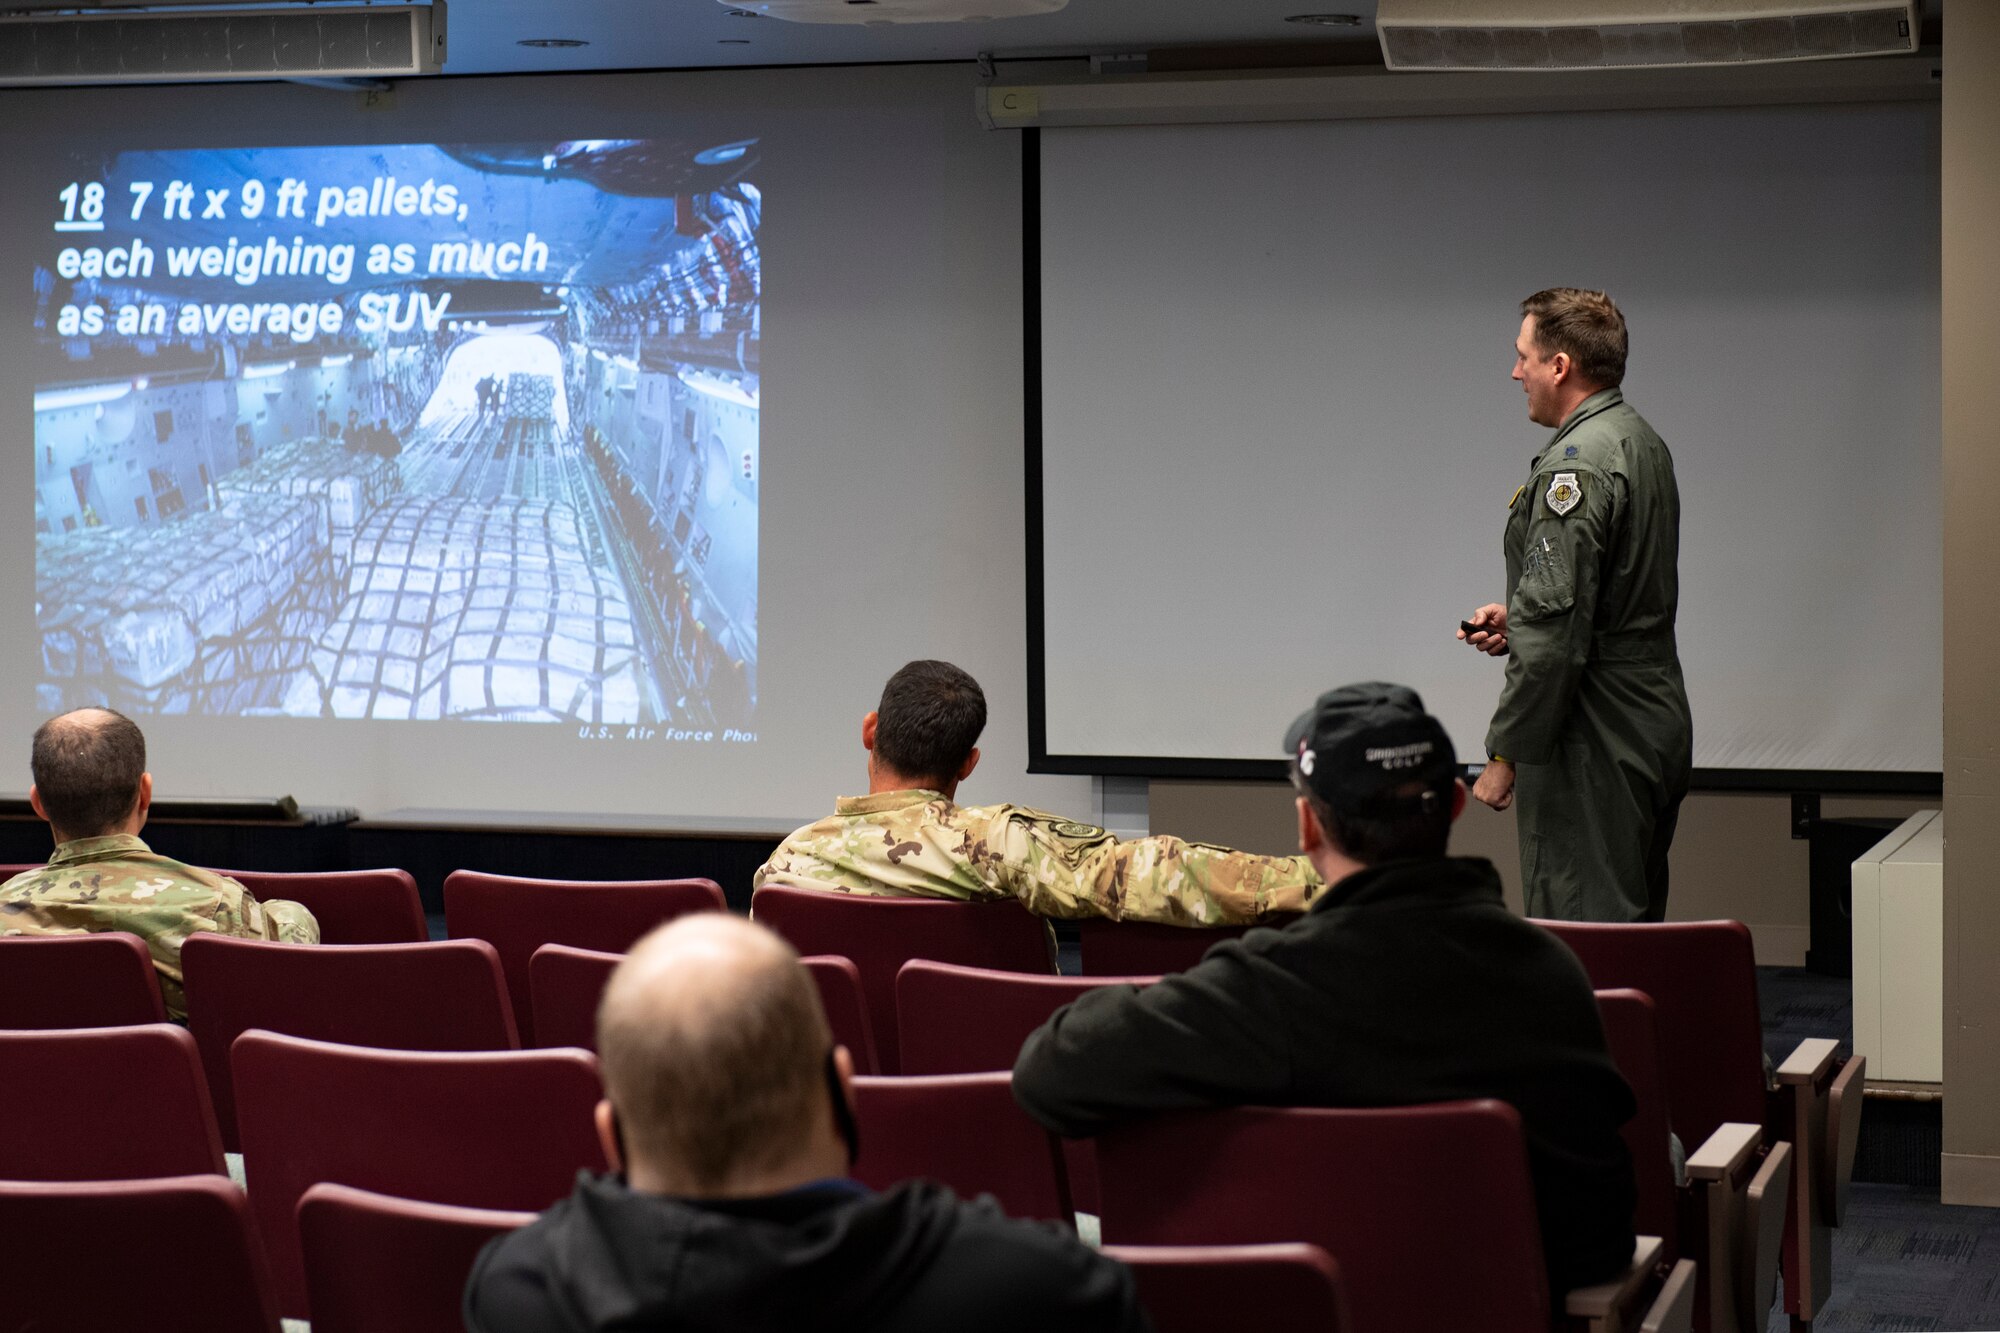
[1449,778,1468,824]
[1296,797,1325,857]
[956,747,981,784]
[861,711,879,753]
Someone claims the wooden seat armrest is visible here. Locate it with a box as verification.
[1825,1054,1866,1225]
[1684,1122,1761,1183]
[1773,1038,1840,1087]
[1638,1259,1698,1333]
[1565,1235,1666,1322]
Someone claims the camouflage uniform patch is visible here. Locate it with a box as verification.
[754,790,1320,925]
[0,834,322,1019]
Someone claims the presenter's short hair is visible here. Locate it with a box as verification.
[874,660,987,788]
[1521,288,1627,388]
[31,708,146,838]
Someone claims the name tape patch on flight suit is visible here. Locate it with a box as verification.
[1545,471,1582,517]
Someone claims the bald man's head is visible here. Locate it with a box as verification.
[597,914,838,1194]
[30,708,147,841]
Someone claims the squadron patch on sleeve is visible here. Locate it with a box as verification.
[1545,471,1582,517]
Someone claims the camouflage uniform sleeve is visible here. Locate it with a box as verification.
[979,807,1320,925]
[1486,462,1618,765]
[209,876,322,945]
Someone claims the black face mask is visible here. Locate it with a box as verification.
[610,1051,862,1178]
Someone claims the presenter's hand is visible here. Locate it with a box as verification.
[1458,604,1510,657]
[1472,759,1516,812]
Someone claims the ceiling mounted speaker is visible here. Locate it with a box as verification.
[0,2,446,85]
[718,0,1065,24]
[1376,0,1916,71]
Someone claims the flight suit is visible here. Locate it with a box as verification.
[1486,388,1692,922]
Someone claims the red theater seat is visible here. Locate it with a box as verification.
[851,1071,1074,1225]
[446,870,726,1043]
[0,931,166,1028]
[1075,914,1301,976]
[0,1024,225,1181]
[183,934,519,1150]
[1543,919,1860,1326]
[0,1175,282,1332]
[1095,1100,1690,1333]
[752,885,1055,1073]
[213,867,428,944]
[1102,1243,1353,1333]
[299,1183,536,1333]
[232,1030,605,1319]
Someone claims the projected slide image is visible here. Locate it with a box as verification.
[31,138,760,738]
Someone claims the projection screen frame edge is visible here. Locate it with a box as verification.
[1018,120,1943,799]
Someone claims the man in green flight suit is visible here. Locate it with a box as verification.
[1459,289,1692,922]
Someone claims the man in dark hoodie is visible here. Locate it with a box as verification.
[1012,682,1639,1298]
[464,913,1148,1332]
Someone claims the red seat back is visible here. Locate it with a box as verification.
[298,1183,535,1333]
[752,885,1055,1072]
[897,960,1156,1075]
[1103,1243,1353,1333]
[1594,988,1679,1263]
[851,1072,1073,1224]
[0,1174,282,1332]
[1539,919,1768,1147]
[1095,1101,1550,1333]
[894,961,1150,1215]
[527,942,620,1051]
[1076,915,1300,976]
[804,954,881,1075]
[527,946,882,1074]
[0,1025,225,1180]
[446,871,726,1043]
[214,868,427,944]
[232,1029,605,1319]
[183,934,519,1151]
[0,932,166,1027]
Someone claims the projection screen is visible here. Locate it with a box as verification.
[1033,101,1941,783]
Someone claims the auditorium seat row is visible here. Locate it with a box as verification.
[0,1170,1353,1333]
[2,1023,1682,1332]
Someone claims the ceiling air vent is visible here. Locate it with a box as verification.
[1376,0,1915,72]
[0,3,445,85]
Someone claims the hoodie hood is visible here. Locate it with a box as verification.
[471,1173,969,1331]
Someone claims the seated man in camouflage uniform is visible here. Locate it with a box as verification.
[755,660,1317,925]
[0,707,319,1020]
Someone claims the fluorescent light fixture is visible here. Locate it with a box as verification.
[34,382,133,412]
[242,360,296,379]
[320,353,354,367]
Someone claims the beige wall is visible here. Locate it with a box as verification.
[1941,3,2000,1207]
[1150,780,1929,964]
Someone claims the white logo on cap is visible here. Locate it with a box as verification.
[1299,748,1315,776]
[1364,741,1434,770]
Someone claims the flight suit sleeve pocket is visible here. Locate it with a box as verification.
[1512,530,1575,622]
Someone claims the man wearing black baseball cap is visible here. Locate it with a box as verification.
[1013,683,1639,1297]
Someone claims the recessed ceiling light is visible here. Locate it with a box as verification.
[518,38,589,48]
[1284,13,1363,25]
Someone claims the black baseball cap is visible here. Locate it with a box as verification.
[1283,683,1458,812]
